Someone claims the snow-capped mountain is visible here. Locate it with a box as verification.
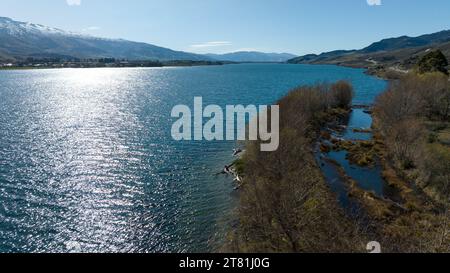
[0,17,210,61]
[0,17,75,37]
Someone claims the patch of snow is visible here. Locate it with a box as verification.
[0,17,122,42]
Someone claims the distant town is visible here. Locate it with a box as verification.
[0,58,229,69]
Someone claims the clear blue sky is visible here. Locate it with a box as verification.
[1,0,449,55]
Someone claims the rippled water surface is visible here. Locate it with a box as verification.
[0,64,386,253]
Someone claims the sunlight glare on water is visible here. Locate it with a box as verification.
[0,65,386,253]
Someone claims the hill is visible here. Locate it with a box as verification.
[0,17,210,62]
[287,30,450,75]
[361,30,450,53]
[206,51,297,63]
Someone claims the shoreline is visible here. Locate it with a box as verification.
[225,81,368,252]
[0,60,234,71]
[0,62,382,74]
[227,70,449,252]
[0,61,302,71]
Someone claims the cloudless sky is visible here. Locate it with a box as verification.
[1,0,449,55]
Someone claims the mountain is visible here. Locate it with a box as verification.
[206,51,297,63]
[287,30,450,69]
[288,50,356,64]
[0,17,210,62]
[360,30,450,53]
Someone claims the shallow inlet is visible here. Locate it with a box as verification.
[317,108,388,212]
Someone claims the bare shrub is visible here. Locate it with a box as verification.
[417,73,450,121]
[375,72,450,172]
[376,73,450,124]
[375,74,425,134]
[385,118,426,169]
[331,80,354,109]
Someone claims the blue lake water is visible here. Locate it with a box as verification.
[318,104,388,213]
[0,64,386,253]
[343,109,374,141]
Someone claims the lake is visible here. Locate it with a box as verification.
[0,64,386,253]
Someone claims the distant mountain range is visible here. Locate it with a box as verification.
[0,17,210,62]
[2,16,448,69]
[205,52,297,63]
[287,30,450,71]
[0,17,298,63]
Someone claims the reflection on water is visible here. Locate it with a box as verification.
[318,107,388,213]
[0,65,386,253]
[342,109,373,141]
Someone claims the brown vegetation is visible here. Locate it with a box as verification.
[372,72,450,252]
[226,82,369,253]
[374,72,450,202]
[332,139,378,167]
[226,74,450,253]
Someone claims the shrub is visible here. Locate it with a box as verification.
[417,50,449,75]
[384,118,426,169]
[417,73,450,121]
[375,73,450,127]
[374,72,450,201]
[331,81,354,109]
[375,74,425,132]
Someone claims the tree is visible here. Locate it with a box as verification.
[331,81,354,109]
[417,50,449,75]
